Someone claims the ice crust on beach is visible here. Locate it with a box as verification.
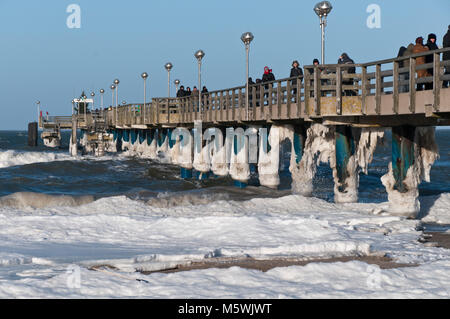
[0,191,450,298]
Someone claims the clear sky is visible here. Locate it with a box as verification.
[0,0,449,129]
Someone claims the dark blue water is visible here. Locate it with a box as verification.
[0,129,449,203]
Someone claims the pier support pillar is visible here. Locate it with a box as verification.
[333,125,359,203]
[380,125,432,218]
[229,127,250,188]
[70,116,77,156]
[391,126,416,193]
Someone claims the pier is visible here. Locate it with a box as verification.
[39,48,450,217]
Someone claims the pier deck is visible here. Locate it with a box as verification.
[40,48,450,130]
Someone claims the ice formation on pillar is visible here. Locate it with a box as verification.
[144,131,157,159]
[69,135,77,157]
[229,128,251,183]
[156,130,170,163]
[207,128,228,177]
[193,129,211,173]
[169,135,181,165]
[332,128,359,204]
[177,129,193,171]
[333,127,385,204]
[291,124,335,197]
[357,128,385,174]
[258,125,294,188]
[381,127,439,217]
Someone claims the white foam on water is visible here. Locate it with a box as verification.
[0,149,73,169]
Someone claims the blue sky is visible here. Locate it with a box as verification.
[0,0,449,129]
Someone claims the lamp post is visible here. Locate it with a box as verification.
[99,89,105,118]
[241,32,254,120]
[174,79,180,95]
[141,72,148,124]
[90,92,95,111]
[82,93,87,123]
[314,1,333,64]
[114,79,120,107]
[164,63,173,98]
[111,84,116,125]
[194,50,205,118]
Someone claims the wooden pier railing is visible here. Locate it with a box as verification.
[40,48,450,130]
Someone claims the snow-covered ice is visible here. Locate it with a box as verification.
[0,192,449,298]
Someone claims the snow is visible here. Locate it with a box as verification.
[0,192,449,298]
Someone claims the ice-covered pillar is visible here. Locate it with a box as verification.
[381,126,439,218]
[229,127,250,188]
[333,125,360,203]
[172,127,193,179]
[145,129,157,158]
[391,126,415,193]
[115,130,123,152]
[209,127,228,177]
[291,125,306,169]
[291,123,334,196]
[156,128,169,158]
[70,116,78,156]
[193,125,211,180]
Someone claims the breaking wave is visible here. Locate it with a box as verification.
[0,192,95,209]
[0,150,72,169]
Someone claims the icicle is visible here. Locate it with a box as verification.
[291,124,335,196]
[357,128,385,174]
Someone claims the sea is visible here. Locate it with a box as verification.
[0,129,449,205]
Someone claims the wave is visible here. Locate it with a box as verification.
[146,191,230,208]
[0,192,95,209]
[0,149,72,169]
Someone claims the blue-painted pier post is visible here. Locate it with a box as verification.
[391,125,416,193]
[157,128,167,148]
[293,125,306,165]
[334,125,358,202]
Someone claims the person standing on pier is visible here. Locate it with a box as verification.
[398,43,414,93]
[177,85,186,98]
[338,53,356,96]
[413,37,430,91]
[425,33,439,90]
[443,26,450,88]
[262,66,275,105]
[290,60,303,102]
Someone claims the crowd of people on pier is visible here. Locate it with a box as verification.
[173,25,449,102]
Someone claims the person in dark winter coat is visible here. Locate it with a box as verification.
[397,44,414,92]
[177,85,186,98]
[262,66,275,104]
[425,33,439,90]
[443,26,450,88]
[262,66,275,83]
[338,53,356,96]
[290,60,303,101]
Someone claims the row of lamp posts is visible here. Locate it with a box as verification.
[72,2,331,127]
